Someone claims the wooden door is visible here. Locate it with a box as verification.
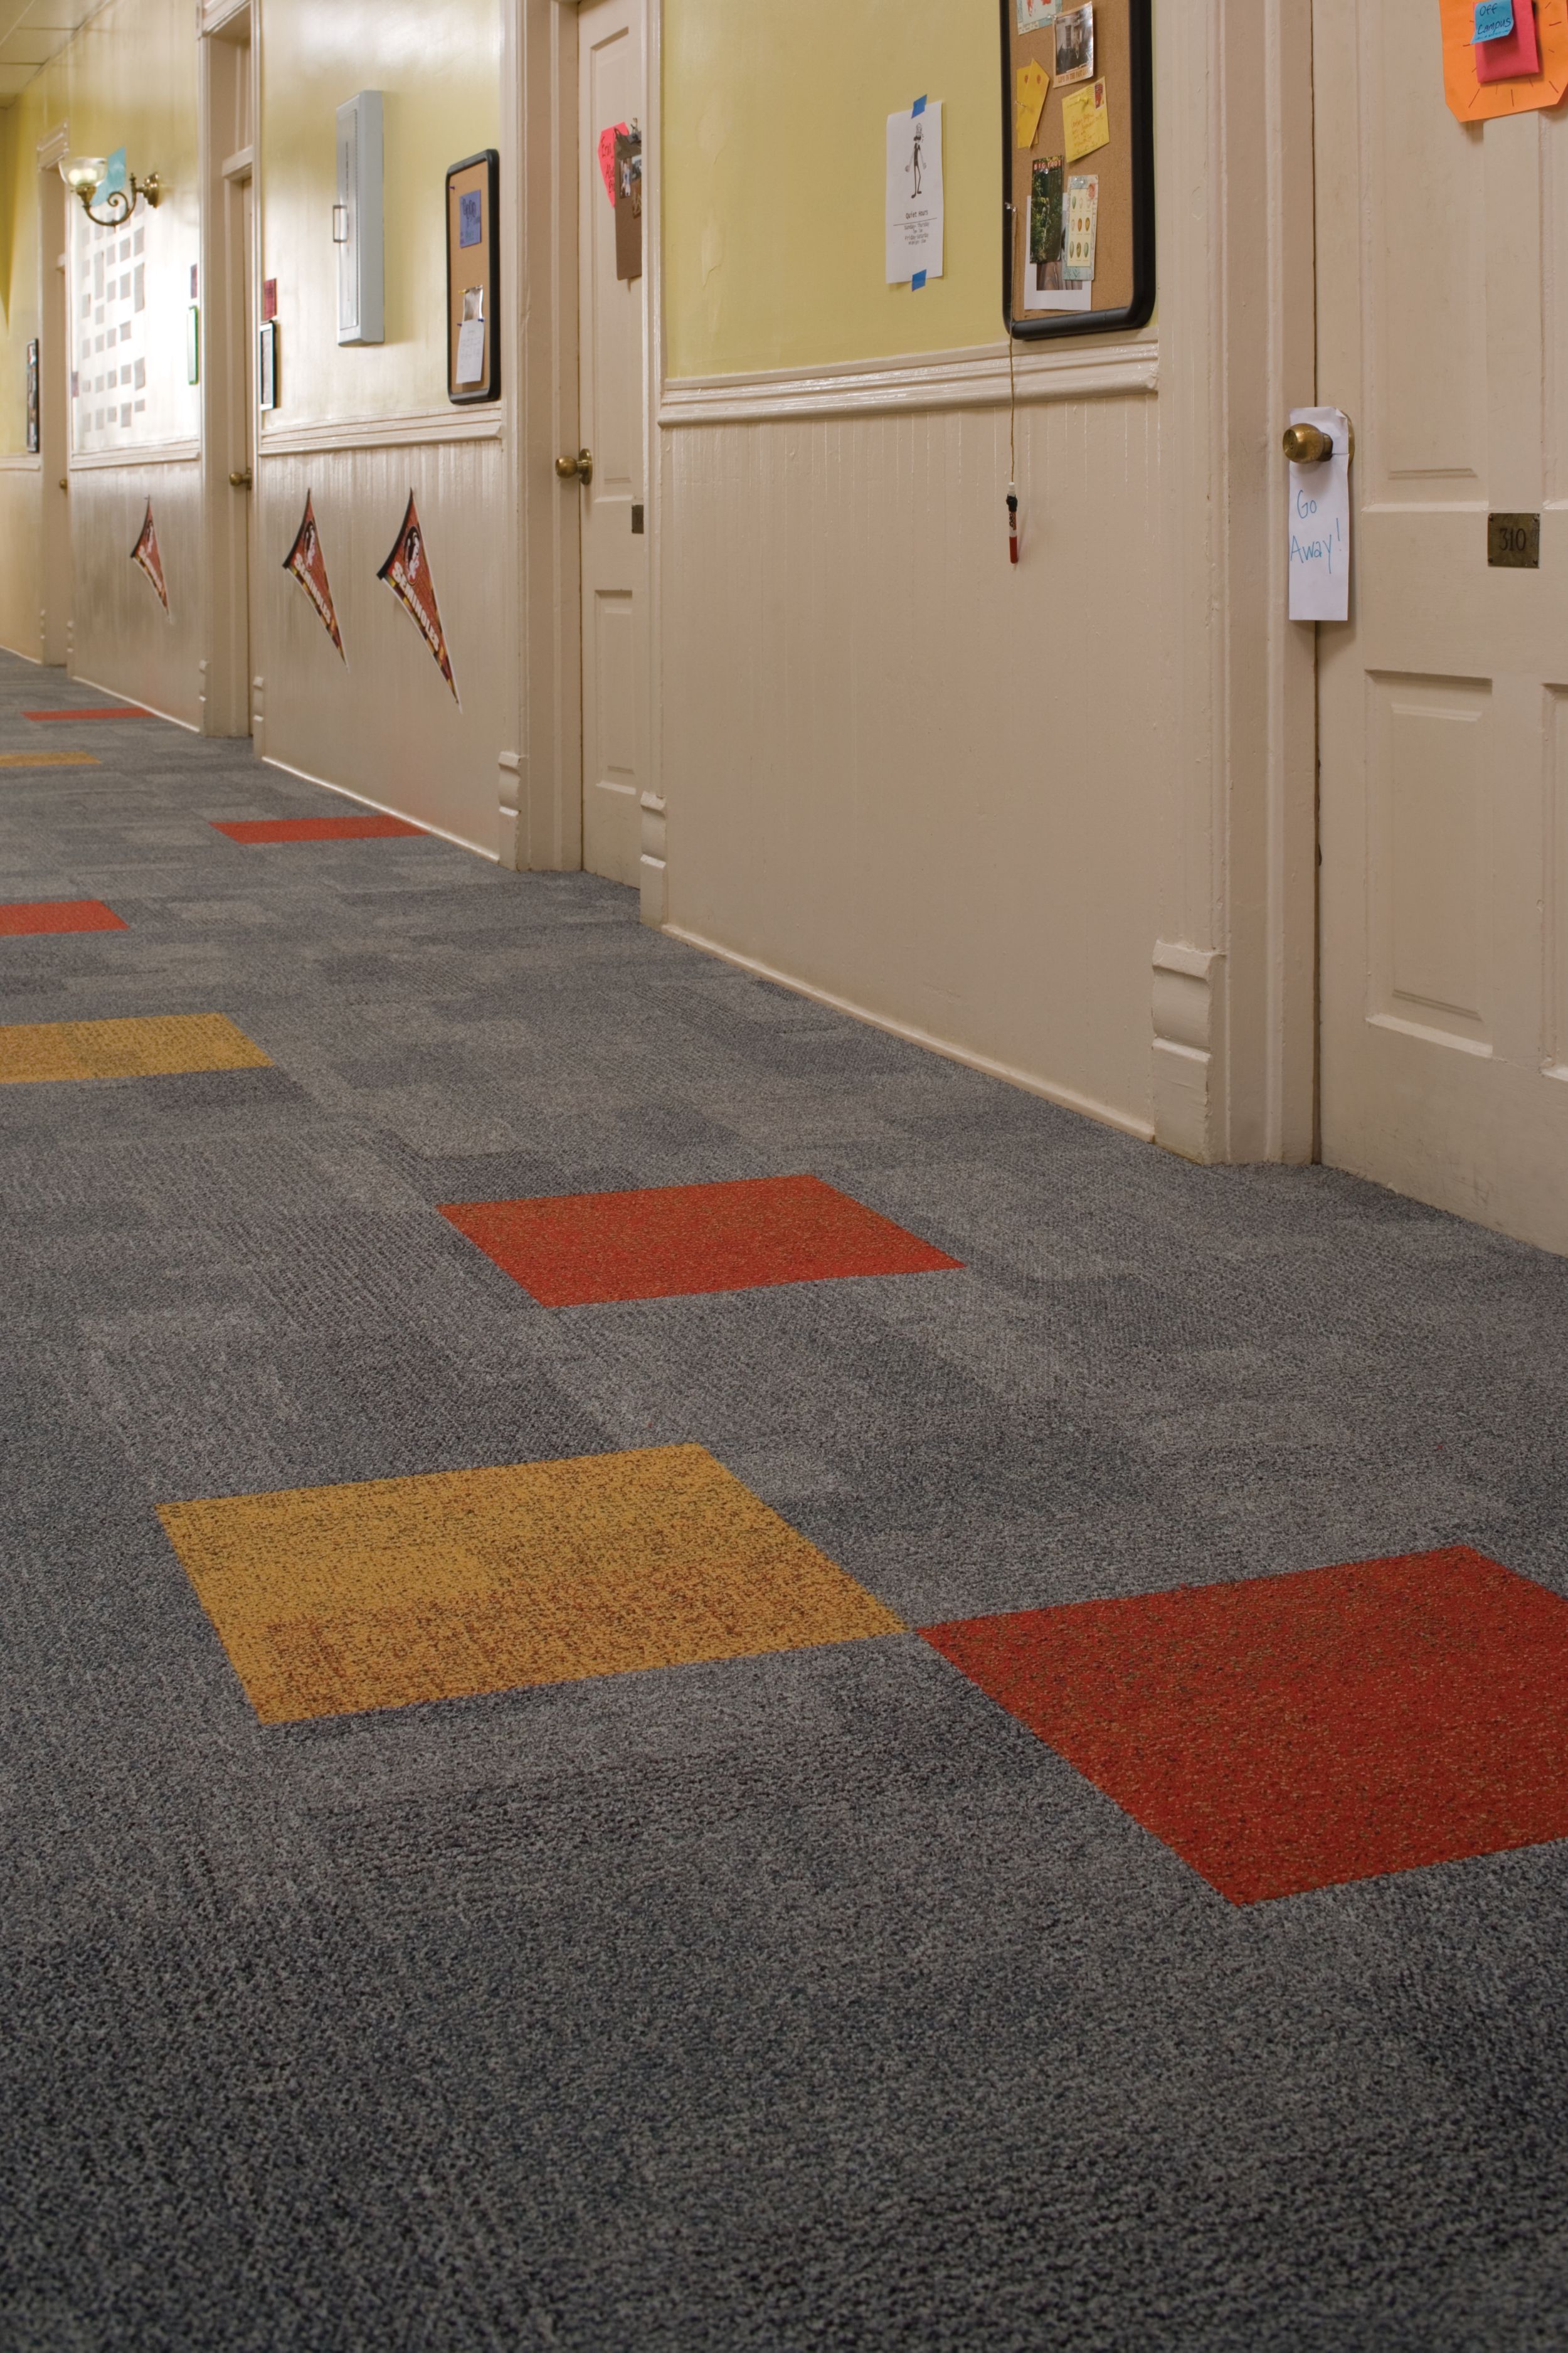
[576,0,647,887]
[1315,0,1568,1253]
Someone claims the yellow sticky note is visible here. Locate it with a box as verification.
[1015,60,1050,149]
[1062,78,1111,165]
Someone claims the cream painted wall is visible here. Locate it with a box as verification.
[260,0,500,429]
[662,0,1004,378]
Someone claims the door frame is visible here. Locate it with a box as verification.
[508,0,660,910]
[198,0,258,739]
[35,122,72,669]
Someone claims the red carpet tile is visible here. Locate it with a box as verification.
[0,899,127,937]
[24,706,150,721]
[439,1173,963,1306]
[211,815,425,844]
[923,1547,1568,1905]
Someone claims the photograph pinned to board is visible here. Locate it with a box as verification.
[1015,0,1059,26]
[886,98,944,287]
[282,492,346,660]
[455,289,486,390]
[614,124,643,283]
[1055,6,1095,85]
[1064,174,1100,282]
[1025,154,1067,305]
[130,501,169,614]
[378,493,458,703]
[1015,58,1051,146]
[1062,77,1110,162]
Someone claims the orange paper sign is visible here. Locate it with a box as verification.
[1441,0,1568,119]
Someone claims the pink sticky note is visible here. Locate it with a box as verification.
[598,124,628,204]
[1476,0,1540,78]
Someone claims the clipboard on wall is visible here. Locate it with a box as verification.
[1001,0,1155,341]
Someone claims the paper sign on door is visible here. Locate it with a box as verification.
[1287,406,1352,623]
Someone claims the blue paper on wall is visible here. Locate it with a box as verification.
[458,189,482,248]
[102,147,127,196]
[1473,0,1515,40]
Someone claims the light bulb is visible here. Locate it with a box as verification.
[60,156,107,198]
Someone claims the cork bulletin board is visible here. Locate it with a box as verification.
[446,148,501,405]
[1001,0,1154,341]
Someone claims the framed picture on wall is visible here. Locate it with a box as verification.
[445,148,501,405]
[25,340,38,453]
[258,319,277,412]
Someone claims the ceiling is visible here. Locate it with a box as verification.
[0,0,99,109]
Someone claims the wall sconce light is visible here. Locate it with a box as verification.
[58,154,162,227]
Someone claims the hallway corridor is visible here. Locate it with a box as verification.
[6,648,1568,2347]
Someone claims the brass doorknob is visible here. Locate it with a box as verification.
[228,468,253,488]
[1283,423,1335,465]
[555,448,593,486]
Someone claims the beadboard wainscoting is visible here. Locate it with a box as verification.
[68,455,205,729]
[657,378,1165,1140]
[251,428,510,858]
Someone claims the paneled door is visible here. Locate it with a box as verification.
[576,0,647,887]
[1315,0,1568,1254]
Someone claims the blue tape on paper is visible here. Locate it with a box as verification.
[912,270,928,291]
[913,94,927,115]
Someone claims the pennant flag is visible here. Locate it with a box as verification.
[376,493,458,703]
[129,501,169,613]
[282,492,346,659]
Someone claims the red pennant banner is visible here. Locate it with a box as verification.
[282,492,346,659]
[129,501,169,614]
[376,493,458,703]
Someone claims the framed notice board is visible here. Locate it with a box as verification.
[1001,0,1155,341]
[446,148,501,404]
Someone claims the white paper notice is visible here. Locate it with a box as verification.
[1287,405,1352,622]
[455,318,486,386]
[886,101,944,286]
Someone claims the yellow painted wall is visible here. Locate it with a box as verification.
[662,0,1003,378]
[260,0,500,427]
[0,0,201,458]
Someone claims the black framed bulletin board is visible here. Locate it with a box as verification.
[446,148,501,404]
[1002,0,1154,341]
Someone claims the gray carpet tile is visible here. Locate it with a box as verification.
[3,649,1568,2349]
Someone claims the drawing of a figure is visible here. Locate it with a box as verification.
[908,120,924,199]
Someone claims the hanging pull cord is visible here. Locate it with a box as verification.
[1007,207,1022,565]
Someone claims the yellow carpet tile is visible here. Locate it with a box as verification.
[0,753,100,768]
[0,1012,270,1085]
[159,1444,904,1723]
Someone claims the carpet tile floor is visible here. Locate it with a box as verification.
[0,898,126,937]
[6,647,1568,2348]
[161,1444,901,1721]
[439,1171,964,1305]
[923,1548,1568,1904]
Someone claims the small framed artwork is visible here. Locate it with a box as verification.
[445,148,501,405]
[258,319,277,412]
[187,305,201,386]
[25,340,39,453]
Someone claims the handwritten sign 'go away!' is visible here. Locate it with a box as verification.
[1286,406,1352,622]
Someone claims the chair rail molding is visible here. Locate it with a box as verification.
[660,337,1159,429]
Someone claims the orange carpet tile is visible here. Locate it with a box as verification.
[0,899,126,937]
[24,706,150,721]
[159,1443,903,1723]
[211,815,425,844]
[0,1012,270,1085]
[924,1548,1568,1904]
[440,1173,964,1307]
